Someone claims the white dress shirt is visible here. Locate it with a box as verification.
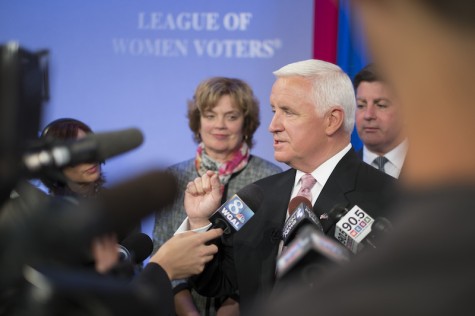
[363,139,408,179]
[291,143,352,207]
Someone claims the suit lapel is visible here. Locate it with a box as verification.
[258,169,295,283]
[234,169,295,294]
[313,149,360,233]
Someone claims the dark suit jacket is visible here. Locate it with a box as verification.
[192,148,396,313]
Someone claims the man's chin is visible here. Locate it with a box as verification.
[274,153,290,165]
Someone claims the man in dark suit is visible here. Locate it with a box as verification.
[180,59,395,313]
[251,0,475,315]
[353,64,407,179]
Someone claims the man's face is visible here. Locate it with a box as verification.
[269,76,327,172]
[356,81,404,155]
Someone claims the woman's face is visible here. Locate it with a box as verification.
[63,129,101,185]
[199,94,245,162]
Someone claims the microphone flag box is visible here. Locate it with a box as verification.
[210,194,254,232]
[335,205,374,254]
[282,202,321,245]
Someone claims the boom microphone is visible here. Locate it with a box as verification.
[208,184,263,235]
[118,232,153,264]
[22,128,144,174]
[282,196,323,246]
[1,170,177,289]
[79,169,178,240]
[31,169,178,258]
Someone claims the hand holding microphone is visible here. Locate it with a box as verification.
[150,228,223,280]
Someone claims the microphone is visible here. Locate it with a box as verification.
[208,184,263,235]
[78,170,178,241]
[333,205,392,254]
[118,232,153,264]
[276,225,351,282]
[22,128,144,174]
[281,196,323,246]
[32,169,178,259]
[327,204,349,222]
[334,205,374,254]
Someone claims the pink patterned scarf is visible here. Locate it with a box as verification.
[195,142,250,185]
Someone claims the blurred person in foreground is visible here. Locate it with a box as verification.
[253,0,475,315]
[153,77,282,315]
[0,117,225,315]
[354,64,407,178]
[40,118,105,199]
[39,118,139,273]
[181,60,396,314]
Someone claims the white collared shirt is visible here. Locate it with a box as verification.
[276,144,352,256]
[291,143,352,207]
[363,139,408,179]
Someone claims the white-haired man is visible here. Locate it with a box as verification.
[181,59,396,313]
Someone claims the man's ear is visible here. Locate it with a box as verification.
[325,107,344,136]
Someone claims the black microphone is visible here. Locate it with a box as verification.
[76,170,178,242]
[327,204,349,222]
[208,183,263,235]
[22,128,144,174]
[365,217,393,246]
[276,225,351,285]
[118,232,153,264]
[281,196,323,246]
[30,169,178,260]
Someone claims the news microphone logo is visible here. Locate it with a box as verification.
[209,194,254,233]
[282,201,322,245]
[335,205,374,254]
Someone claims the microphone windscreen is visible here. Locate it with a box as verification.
[328,204,348,221]
[95,128,144,161]
[98,170,178,234]
[236,184,263,211]
[288,196,312,216]
[120,232,153,264]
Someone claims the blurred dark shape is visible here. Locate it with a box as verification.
[0,42,48,207]
[22,128,144,175]
[0,169,177,315]
[0,42,180,316]
[119,232,154,264]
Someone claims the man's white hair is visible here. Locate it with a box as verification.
[273,59,356,133]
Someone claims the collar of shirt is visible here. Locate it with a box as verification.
[292,143,352,206]
[363,139,408,178]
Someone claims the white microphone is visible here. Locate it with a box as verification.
[334,205,374,254]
